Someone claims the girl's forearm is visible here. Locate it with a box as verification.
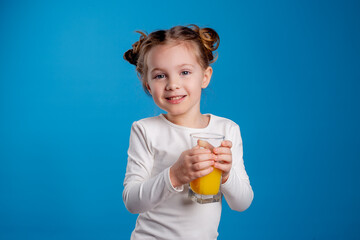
[123,167,181,214]
[221,168,254,212]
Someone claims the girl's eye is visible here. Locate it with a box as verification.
[181,71,190,76]
[154,74,165,79]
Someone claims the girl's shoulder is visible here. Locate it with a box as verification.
[209,114,243,142]
[135,115,162,124]
[131,115,168,132]
[209,114,240,128]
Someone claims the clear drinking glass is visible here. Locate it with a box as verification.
[188,133,225,204]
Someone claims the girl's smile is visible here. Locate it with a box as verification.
[165,95,187,104]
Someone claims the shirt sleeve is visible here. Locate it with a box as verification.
[122,121,182,214]
[221,124,254,212]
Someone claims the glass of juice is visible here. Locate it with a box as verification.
[188,133,224,204]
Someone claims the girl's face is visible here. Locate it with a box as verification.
[145,42,212,120]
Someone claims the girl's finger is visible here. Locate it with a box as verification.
[192,160,214,171]
[191,153,216,163]
[198,139,215,151]
[194,166,214,179]
[214,162,231,172]
[190,148,212,156]
[215,154,232,163]
[221,140,232,148]
[213,147,232,155]
[192,145,200,150]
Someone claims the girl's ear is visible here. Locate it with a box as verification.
[201,66,213,89]
[145,81,152,95]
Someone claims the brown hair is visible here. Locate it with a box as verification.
[123,24,220,95]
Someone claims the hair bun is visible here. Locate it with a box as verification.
[199,28,220,51]
[123,31,147,66]
[123,49,138,66]
[188,25,220,64]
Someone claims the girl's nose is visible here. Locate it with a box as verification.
[165,76,180,91]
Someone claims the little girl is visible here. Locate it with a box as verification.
[123,24,253,240]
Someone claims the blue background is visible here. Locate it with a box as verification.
[1,0,359,239]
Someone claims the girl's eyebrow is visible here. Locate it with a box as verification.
[150,67,164,73]
[177,64,194,68]
[150,64,194,73]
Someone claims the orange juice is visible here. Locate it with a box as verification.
[190,168,222,195]
[189,133,224,203]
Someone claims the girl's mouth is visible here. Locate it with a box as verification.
[165,95,187,104]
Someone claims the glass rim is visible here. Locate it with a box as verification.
[190,132,225,140]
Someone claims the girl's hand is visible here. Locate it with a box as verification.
[213,140,233,184]
[170,145,216,188]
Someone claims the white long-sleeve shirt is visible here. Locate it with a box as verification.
[123,114,254,240]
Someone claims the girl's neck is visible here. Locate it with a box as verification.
[164,112,210,129]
